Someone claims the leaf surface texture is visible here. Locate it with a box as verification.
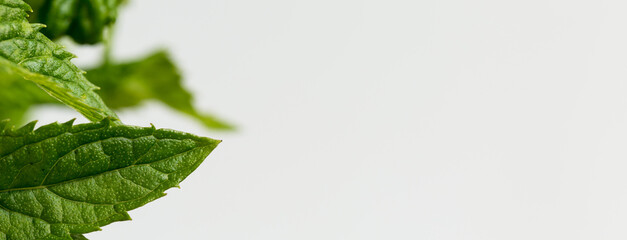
[0,119,219,239]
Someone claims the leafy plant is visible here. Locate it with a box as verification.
[0,0,229,239]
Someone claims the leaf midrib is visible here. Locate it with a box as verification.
[0,143,208,195]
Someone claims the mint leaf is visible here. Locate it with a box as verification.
[0,119,220,239]
[0,1,118,122]
[24,0,123,44]
[88,51,235,130]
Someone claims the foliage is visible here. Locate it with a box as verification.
[0,52,234,130]
[0,0,227,238]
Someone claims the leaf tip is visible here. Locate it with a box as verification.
[197,113,236,131]
[100,117,116,128]
[16,120,37,134]
[63,118,76,127]
[30,23,46,32]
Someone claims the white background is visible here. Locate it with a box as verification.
[30,0,627,239]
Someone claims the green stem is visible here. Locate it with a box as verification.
[103,25,115,66]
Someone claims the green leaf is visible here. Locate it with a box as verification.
[25,0,124,44]
[0,119,220,239]
[0,1,118,122]
[88,51,235,130]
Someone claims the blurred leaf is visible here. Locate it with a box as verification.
[88,51,235,130]
[0,50,233,130]
[25,0,124,44]
[0,70,55,123]
[0,1,119,122]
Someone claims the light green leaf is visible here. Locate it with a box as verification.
[0,1,118,122]
[0,119,220,239]
[88,51,235,130]
[24,0,124,44]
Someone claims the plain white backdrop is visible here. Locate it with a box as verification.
[28,0,627,239]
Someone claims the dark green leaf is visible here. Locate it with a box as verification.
[25,0,124,44]
[0,119,220,239]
